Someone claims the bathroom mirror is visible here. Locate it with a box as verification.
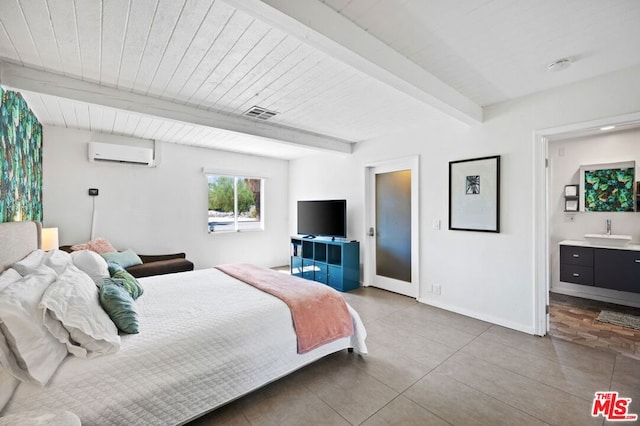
[579,161,636,212]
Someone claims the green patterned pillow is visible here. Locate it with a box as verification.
[106,261,125,275]
[109,269,144,300]
[99,282,139,334]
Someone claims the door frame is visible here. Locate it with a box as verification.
[533,111,640,335]
[364,155,420,298]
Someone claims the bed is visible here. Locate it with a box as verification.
[0,221,367,425]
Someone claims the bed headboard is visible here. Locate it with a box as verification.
[0,221,42,271]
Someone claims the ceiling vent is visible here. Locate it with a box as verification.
[243,106,278,120]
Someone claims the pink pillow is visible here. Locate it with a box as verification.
[71,238,117,254]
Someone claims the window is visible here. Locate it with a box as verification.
[207,175,263,233]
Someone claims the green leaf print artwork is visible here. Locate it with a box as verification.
[584,167,635,212]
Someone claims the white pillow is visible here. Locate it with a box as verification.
[0,268,21,292]
[0,331,31,382]
[40,265,120,358]
[42,249,73,275]
[70,250,109,287]
[11,249,46,276]
[0,270,36,383]
[0,367,19,413]
[0,267,68,385]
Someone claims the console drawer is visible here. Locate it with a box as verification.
[560,264,593,286]
[560,245,593,267]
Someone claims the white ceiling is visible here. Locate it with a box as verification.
[321,0,640,107]
[1,0,639,159]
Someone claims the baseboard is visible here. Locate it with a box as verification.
[417,297,537,335]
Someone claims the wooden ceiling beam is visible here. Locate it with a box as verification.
[224,0,483,124]
[0,61,353,154]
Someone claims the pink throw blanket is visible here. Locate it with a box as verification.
[215,263,354,354]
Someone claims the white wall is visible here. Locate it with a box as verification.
[290,66,640,333]
[549,128,640,305]
[42,126,290,269]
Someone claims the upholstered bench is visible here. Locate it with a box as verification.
[60,245,194,278]
[127,253,194,278]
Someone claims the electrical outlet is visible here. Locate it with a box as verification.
[88,188,99,196]
[434,284,441,295]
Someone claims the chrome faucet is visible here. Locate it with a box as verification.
[606,219,611,235]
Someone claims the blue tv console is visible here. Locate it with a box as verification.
[290,236,360,292]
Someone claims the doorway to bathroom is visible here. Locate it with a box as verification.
[533,112,640,347]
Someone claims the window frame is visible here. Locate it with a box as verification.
[205,171,265,234]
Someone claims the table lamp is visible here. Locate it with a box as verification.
[41,227,59,251]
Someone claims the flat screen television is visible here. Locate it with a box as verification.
[297,199,347,238]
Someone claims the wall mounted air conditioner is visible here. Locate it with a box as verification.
[88,142,154,166]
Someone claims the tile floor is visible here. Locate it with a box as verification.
[189,287,640,425]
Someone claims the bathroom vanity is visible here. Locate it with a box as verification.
[559,239,640,293]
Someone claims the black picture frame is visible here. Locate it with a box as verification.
[449,155,500,232]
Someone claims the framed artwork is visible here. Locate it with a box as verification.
[449,155,500,232]
[579,161,635,212]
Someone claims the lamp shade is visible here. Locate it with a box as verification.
[41,227,59,251]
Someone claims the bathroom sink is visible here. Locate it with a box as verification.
[584,234,632,247]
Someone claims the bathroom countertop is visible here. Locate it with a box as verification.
[559,239,640,251]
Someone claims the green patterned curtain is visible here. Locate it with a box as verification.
[0,86,43,222]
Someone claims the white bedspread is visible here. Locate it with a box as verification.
[2,268,367,425]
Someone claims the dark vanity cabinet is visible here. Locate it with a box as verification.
[559,245,594,286]
[559,242,640,293]
[594,248,640,293]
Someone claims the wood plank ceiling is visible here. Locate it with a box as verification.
[1,0,639,159]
